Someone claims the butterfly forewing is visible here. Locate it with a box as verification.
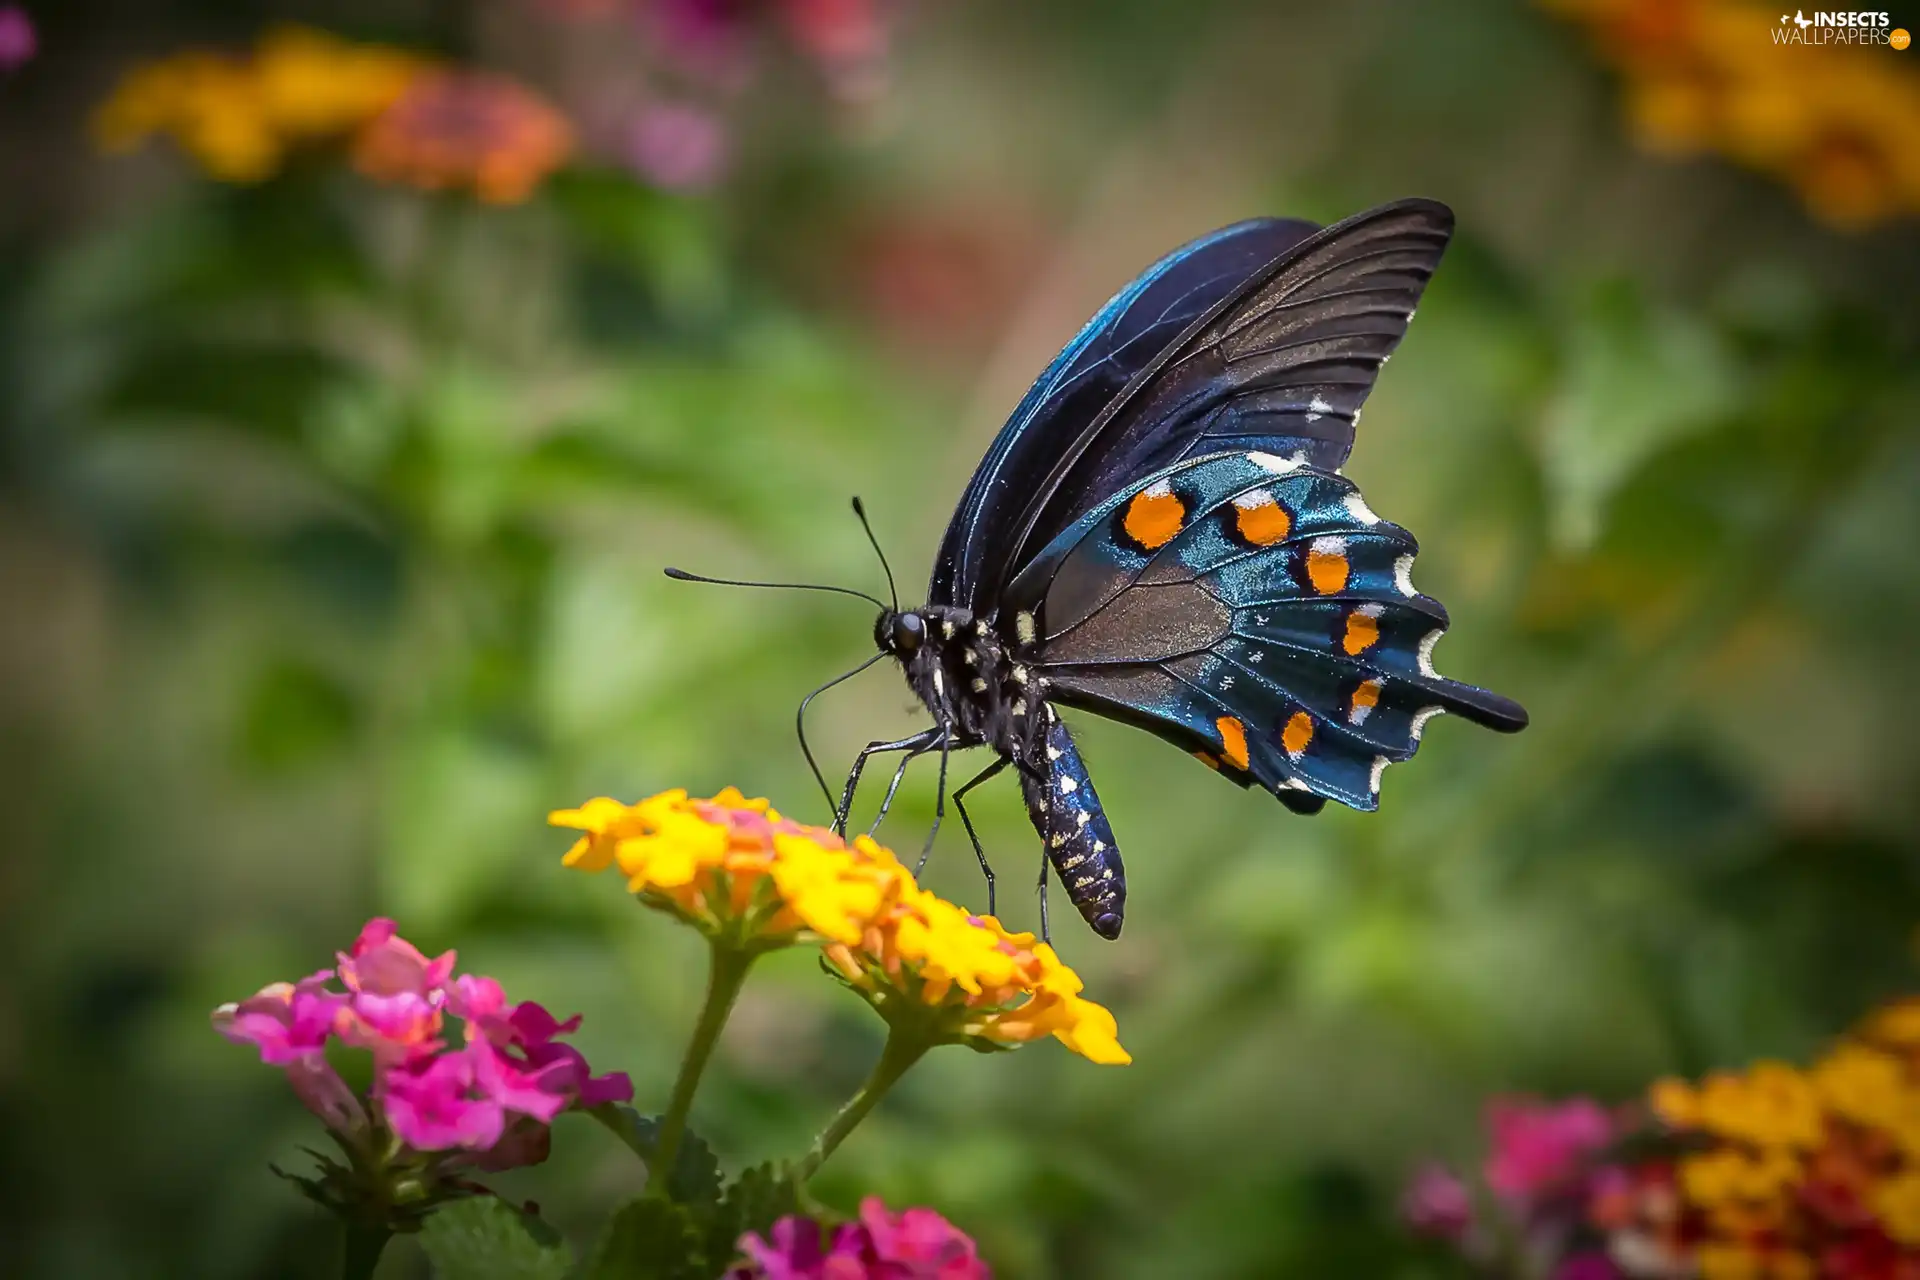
[984,200,1457,610]
[932,216,1322,611]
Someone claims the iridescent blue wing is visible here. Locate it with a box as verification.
[1004,450,1527,812]
[931,216,1322,611]
[935,199,1453,616]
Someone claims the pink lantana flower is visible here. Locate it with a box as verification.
[213,918,633,1175]
[1484,1096,1615,1204]
[731,1197,991,1279]
[1400,1162,1474,1241]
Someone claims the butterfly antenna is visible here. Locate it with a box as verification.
[663,567,888,611]
[849,497,899,612]
[797,652,888,816]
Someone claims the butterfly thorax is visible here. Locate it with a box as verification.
[877,606,1049,767]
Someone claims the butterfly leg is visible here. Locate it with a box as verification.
[918,727,952,870]
[1036,850,1050,944]
[949,756,1008,918]
[867,737,940,837]
[835,726,945,835]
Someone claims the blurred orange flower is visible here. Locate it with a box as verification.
[352,70,574,205]
[1541,0,1920,227]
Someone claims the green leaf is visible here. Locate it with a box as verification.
[1538,279,1741,550]
[419,1197,573,1280]
[600,1109,723,1208]
[705,1164,801,1271]
[583,1197,708,1280]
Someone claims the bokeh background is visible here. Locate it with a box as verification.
[4,1,1920,1275]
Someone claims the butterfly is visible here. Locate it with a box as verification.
[674,198,1528,941]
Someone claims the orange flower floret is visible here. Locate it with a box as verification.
[824,886,1130,1066]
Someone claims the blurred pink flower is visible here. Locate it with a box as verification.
[1554,1254,1623,1280]
[1484,1097,1615,1203]
[0,7,34,73]
[732,1197,990,1279]
[1400,1163,1475,1241]
[626,101,729,190]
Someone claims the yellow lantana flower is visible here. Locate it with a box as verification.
[92,26,422,183]
[825,885,1131,1066]
[551,788,906,950]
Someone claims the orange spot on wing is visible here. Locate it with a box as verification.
[1281,711,1314,758]
[1352,679,1382,713]
[1342,609,1381,655]
[1122,484,1184,550]
[1215,716,1250,771]
[1306,539,1349,594]
[1192,751,1221,771]
[1233,493,1292,545]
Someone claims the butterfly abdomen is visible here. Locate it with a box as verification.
[1019,709,1126,939]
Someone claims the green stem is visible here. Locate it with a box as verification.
[651,942,755,1196]
[796,1026,932,1181]
[340,1218,391,1280]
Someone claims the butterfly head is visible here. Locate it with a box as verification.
[874,609,928,658]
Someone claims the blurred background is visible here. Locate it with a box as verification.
[3,0,1919,1275]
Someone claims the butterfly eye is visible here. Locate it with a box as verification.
[892,612,926,654]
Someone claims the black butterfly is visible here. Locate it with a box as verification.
[674,198,1527,941]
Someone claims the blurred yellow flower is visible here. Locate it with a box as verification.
[824,888,1130,1065]
[552,787,905,949]
[1541,0,1920,228]
[92,26,570,202]
[1875,1170,1920,1245]
[93,26,422,183]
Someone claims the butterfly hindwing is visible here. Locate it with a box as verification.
[1008,451,1526,812]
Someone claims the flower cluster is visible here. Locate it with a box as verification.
[92,26,573,201]
[823,892,1131,1065]
[730,1197,991,1280]
[1405,993,1920,1278]
[1540,0,1920,228]
[553,787,1129,1065]
[215,918,630,1172]
[352,70,575,205]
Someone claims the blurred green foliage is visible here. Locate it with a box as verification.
[3,1,1919,1277]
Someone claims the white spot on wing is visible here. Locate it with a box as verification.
[1076,810,1089,827]
[1393,554,1417,598]
[1283,777,1311,791]
[1232,487,1275,510]
[1058,775,1078,795]
[1343,493,1381,526]
[1046,744,1062,762]
[971,677,988,693]
[1349,701,1374,727]
[1357,602,1384,620]
[932,669,944,696]
[1410,706,1446,741]
[1092,839,1105,853]
[1247,451,1304,475]
[1049,832,1067,848]
[1369,756,1389,794]
[1305,393,1334,423]
[1143,477,1173,499]
[1015,611,1037,645]
[1012,698,1028,717]
[1417,629,1442,677]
